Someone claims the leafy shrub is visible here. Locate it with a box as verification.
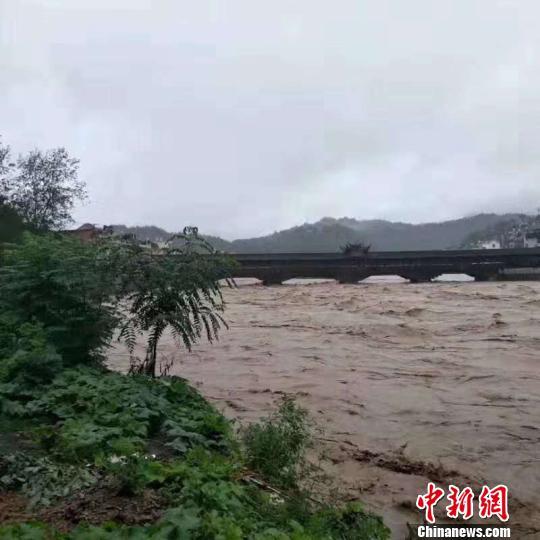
[242,398,312,489]
[0,453,97,508]
[310,503,391,539]
[0,233,118,366]
[0,367,234,462]
[0,322,62,389]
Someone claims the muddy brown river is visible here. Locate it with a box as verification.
[108,279,540,538]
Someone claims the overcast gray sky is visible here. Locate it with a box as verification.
[1,1,538,238]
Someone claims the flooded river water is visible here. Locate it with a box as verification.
[108,279,540,538]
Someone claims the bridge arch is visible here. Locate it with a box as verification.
[360,275,409,284]
[432,273,475,282]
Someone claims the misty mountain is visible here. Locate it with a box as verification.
[112,213,522,252]
[313,214,524,251]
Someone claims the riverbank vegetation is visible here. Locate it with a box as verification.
[0,231,389,538]
[0,138,389,538]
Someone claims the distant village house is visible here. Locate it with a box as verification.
[524,229,540,248]
[63,224,169,251]
[63,223,113,242]
[478,239,501,249]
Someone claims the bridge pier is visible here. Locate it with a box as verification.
[470,273,499,282]
[262,279,283,286]
[261,276,284,286]
[400,272,437,284]
[337,271,368,284]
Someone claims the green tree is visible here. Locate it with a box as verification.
[0,137,13,195]
[117,227,236,377]
[0,202,26,245]
[0,233,118,366]
[0,138,86,231]
[1,141,26,247]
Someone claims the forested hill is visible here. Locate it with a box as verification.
[112,213,521,253]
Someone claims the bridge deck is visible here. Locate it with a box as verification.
[231,248,540,284]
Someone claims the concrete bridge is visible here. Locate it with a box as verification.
[232,248,540,285]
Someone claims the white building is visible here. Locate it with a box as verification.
[479,239,501,249]
[524,230,540,248]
